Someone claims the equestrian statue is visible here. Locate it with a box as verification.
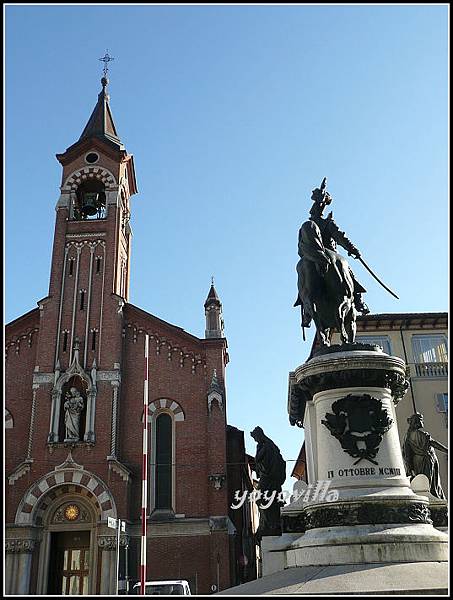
[294,178,398,346]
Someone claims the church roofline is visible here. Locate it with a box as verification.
[78,77,122,144]
[56,136,126,165]
[204,283,221,308]
[57,77,126,162]
[125,303,227,347]
[5,307,40,331]
[124,154,138,196]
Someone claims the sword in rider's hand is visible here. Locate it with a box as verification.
[352,253,400,300]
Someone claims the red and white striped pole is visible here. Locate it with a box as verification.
[140,334,149,595]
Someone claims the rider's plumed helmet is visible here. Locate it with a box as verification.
[311,177,332,208]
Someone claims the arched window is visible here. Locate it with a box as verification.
[73,180,106,220]
[154,413,173,510]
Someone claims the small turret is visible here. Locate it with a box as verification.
[204,279,224,339]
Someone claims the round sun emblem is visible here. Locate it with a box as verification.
[64,504,80,521]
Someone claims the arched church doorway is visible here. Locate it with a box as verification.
[14,465,118,595]
[48,530,91,594]
[40,493,98,595]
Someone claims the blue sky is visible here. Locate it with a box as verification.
[5,5,448,487]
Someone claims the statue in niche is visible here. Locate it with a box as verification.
[64,387,85,442]
[402,413,448,499]
[250,426,286,541]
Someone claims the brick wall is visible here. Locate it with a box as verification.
[5,124,243,594]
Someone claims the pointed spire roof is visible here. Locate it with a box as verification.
[204,279,221,308]
[208,369,223,394]
[78,77,123,148]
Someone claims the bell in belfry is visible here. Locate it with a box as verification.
[81,192,99,216]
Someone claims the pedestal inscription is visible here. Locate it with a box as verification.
[282,347,448,567]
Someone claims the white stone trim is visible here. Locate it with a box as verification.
[98,491,110,504]
[55,191,71,209]
[107,458,132,483]
[83,246,95,368]
[96,370,121,382]
[8,461,32,486]
[54,472,65,485]
[87,478,98,491]
[72,471,83,484]
[15,469,117,525]
[55,246,69,369]
[38,480,50,493]
[66,232,107,239]
[69,246,82,364]
[5,408,13,429]
[146,399,185,422]
[26,494,39,507]
[32,373,54,385]
[98,244,107,364]
[62,167,117,192]
[208,391,223,415]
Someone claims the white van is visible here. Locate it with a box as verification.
[131,580,191,595]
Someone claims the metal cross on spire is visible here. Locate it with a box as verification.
[99,50,114,78]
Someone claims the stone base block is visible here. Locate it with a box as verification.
[287,523,448,567]
[216,561,449,595]
[261,534,299,577]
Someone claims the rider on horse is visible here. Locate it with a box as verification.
[294,178,370,344]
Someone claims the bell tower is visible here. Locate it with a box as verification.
[36,74,138,381]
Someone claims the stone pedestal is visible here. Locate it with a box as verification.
[281,345,448,568]
[260,534,299,577]
[410,474,448,532]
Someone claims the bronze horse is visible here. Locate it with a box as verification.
[295,218,357,346]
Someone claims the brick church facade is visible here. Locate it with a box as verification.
[5,76,256,594]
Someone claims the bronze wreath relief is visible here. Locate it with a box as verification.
[321,394,393,465]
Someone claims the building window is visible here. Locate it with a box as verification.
[356,335,392,355]
[155,413,173,510]
[63,331,68,352]
[412,335,448,363]
[91,330,96,351]
[73,180,106,220]
[412,335,448,377]
[80,291,85,311]
[68,258,75,276]
[85,152,99,164]
[436,393,448,414]
[96,257,102,274]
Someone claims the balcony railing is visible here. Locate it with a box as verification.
[414,362,448,378]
